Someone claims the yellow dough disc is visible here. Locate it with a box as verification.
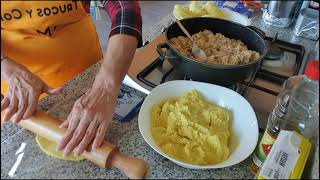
[36,135,85,161]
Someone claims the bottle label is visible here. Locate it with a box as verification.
[253,130,277,168]
[253,153,263,167]
[257,131,310,179]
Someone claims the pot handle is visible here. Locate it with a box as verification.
[247,26,266,38]
[156,43,175,60]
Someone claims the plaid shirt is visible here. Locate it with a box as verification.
[82,1,143,47]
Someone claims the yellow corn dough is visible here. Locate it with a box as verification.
[151,90,231,165]
[36,135,84,161]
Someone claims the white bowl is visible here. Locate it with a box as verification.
[138,80,259,169]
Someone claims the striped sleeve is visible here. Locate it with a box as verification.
[101,1,143,47]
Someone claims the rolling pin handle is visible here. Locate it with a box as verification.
[109,149,149,179]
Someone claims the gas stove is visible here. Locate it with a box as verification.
[124,33,305,130]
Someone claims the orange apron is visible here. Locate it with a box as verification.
[1,1,103,95]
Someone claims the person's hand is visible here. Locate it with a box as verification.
[56,34,138,156]
[56,81,118,157]
[1,58,62,123]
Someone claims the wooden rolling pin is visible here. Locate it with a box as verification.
[15,110,149,179]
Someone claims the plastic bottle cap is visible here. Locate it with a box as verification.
[305,60,319,81]
[241,0,263,11]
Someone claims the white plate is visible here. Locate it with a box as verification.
[138,80,259,169]
[222,8,252,26]
[173,5,251,26]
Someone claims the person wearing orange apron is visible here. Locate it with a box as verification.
[1,1,142,156]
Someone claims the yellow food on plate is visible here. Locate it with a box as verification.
[173,1,225,20]
[173,5,195,19]
[189,1,207,16]
[36,135,84,161]
[202,1,225,19]
[151,90,231,165]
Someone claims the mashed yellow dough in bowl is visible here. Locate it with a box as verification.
[151,90,231,165]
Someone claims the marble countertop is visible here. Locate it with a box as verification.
[1,13,318,179]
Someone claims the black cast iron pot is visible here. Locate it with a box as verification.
[157,17,267,87]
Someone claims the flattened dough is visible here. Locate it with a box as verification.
[36,135,84,161]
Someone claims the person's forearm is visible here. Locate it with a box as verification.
[1,57,16,81]
[93,34,138,93]
[1,57,28,81]
[1,58,8,81]
[1,48,8,80]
